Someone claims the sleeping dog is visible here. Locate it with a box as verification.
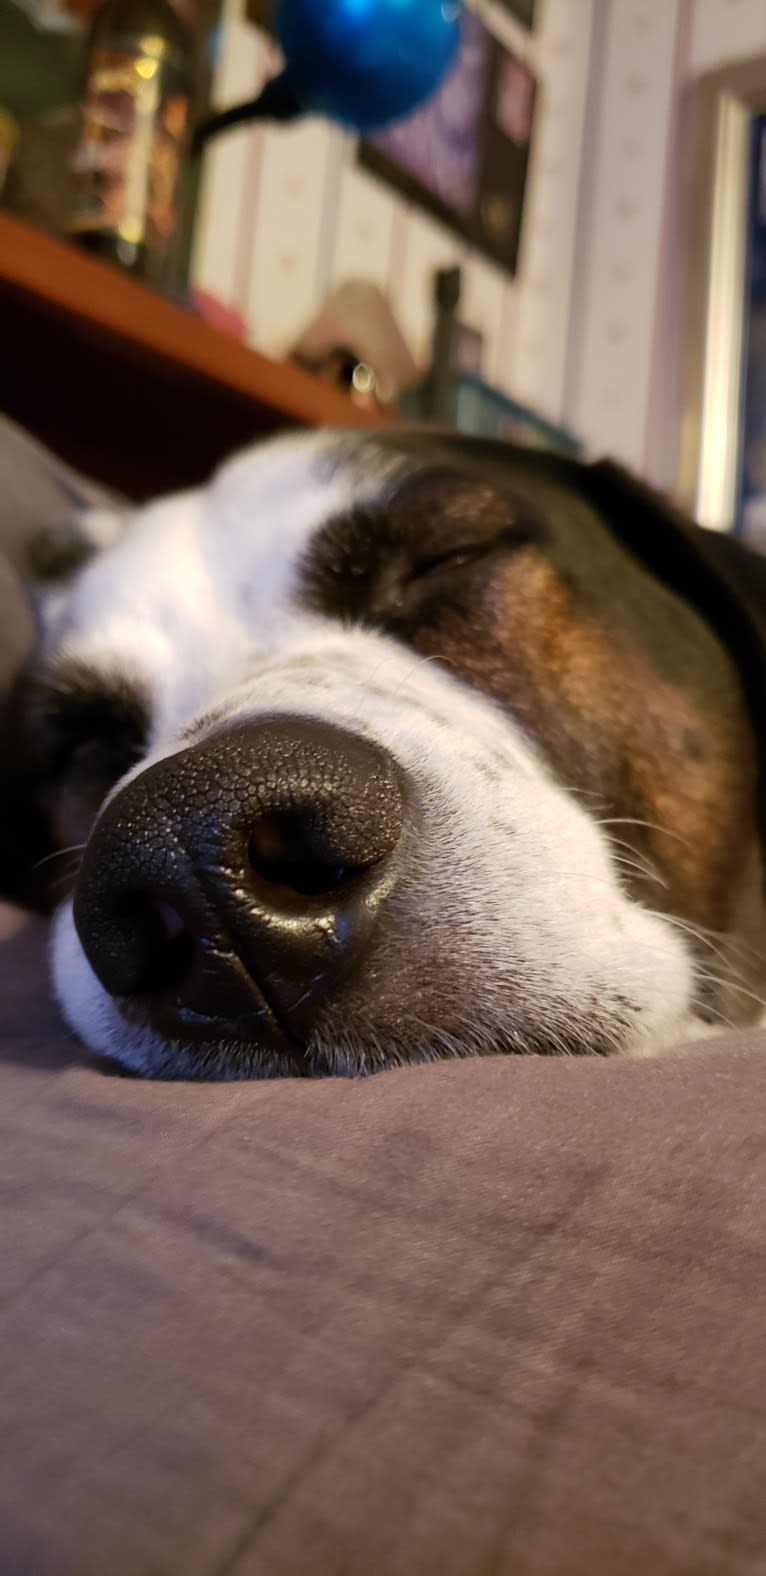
[14,430,766,1077]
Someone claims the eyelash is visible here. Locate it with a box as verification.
[404,518,543,590]
[405,543,488,586]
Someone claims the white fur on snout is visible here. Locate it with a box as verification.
[47,432,700,1076]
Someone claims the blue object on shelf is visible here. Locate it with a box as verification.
[451,372,581,455]
[275,0,463,130]
[403,370,580,456]
[195,0,462,148]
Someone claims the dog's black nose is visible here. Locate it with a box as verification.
[73,717,406,1062]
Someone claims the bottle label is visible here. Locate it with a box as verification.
[70,43,189,250]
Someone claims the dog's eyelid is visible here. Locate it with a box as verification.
[405,513,546,583]
[406,541,487,582]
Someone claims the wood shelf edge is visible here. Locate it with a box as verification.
[0,214,388,430]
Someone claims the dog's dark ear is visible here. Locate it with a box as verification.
[446,435,766,694]
[0,417,128,907]
[577,459,766,849]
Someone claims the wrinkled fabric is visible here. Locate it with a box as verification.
[2,905,766,1575]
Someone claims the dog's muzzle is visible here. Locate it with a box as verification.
[72,716,407,1064]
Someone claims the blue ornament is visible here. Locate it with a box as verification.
[275,0,463,131]
[195,0,462,149]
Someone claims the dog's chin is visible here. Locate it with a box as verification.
[51,899,705,1079]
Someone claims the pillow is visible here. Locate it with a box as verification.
[2,903,766,1574]
[0,416,125,905]
[0,413,122,578]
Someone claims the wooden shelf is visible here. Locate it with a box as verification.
[0,214,386,498]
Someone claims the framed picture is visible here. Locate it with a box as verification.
[679,54,766,548]
[359,11,536,278]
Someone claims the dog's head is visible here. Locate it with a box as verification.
[13,430,766,1076]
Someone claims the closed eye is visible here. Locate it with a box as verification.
[300,487,548,625]
[405,543,489,585]
[404,516,546,590]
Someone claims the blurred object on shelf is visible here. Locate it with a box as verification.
[195,0,461,148]
[0,108,20,196]
[66,0,197,285]
[452,321,484,377]
[425,264,462,424]
[291,280,421,410]
[2,106,80,231]
[11,0,91,20]
[0,0,84,125]
[407,263,579,454]
[418,264,488,422]
[188,286,246,340]
[450,372,580,454]
[0,0,84,225]
[1,0,218,291]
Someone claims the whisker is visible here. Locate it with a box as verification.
[640,908,766,981]
[690,971,766,1014]
[595,816,694,852]
[32,844,87,875]
[687,997,740,1034]
[609,852,669,890]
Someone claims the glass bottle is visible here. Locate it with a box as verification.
[68,0,195,285]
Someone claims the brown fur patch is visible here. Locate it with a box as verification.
[304,453,765,1021]
[408,543,758,940]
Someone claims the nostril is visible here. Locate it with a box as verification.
[247,811,359,898]
[155,900,187,943]
[112,894,197,996]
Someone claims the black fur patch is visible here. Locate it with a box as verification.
[26,659,149,805]
[299,465,548,633]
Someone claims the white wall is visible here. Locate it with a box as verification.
[191,0,766,486]
[563,0,766,488]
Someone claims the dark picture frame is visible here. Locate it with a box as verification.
[359,12,536,279]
